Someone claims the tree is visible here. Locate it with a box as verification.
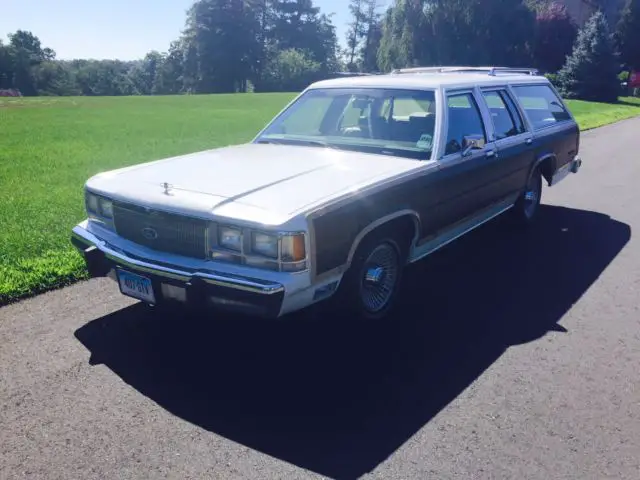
[468,0,535,66]
[0,0,337,96]
[532,2,577,73]
[377,0,426,72]
[0,40,15,89]
[358,0,383,72]
[33,61,80,96]
[255,47,321,91]
[6,30,54,95]
[377,0,535,72]
[346,0,368,70]
[615,0,640,72]
[268,0,338,72]
[557,11,620,102]
[183,0,262,93]
[127,51,165,95]
[152,41,185,94]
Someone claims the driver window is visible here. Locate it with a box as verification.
[445,93,487,155]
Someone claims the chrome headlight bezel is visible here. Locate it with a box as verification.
[209,224,307,273]
[85,190,114,229]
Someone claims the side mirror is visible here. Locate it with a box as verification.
[462,134,485,156]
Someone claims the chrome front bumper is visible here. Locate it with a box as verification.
[71,224,286,317]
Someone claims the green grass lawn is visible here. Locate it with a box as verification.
[1,93,639,305]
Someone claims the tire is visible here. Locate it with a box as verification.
[511,165,543,226]
[335,225,410,322]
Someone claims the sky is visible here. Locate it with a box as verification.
[0,0,388,61]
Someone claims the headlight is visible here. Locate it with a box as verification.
[86,192,99,214]
[210,225,308,273]
[99,198,113,218]
[219,226,242,251]
[251,232,278,258]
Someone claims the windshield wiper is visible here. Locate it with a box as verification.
[257,138,339,150]
[297,139,339,150]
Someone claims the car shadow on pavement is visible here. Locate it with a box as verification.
[75,204,630,480]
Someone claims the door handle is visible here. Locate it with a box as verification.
[486,149,498,158]
[525,138,533,145]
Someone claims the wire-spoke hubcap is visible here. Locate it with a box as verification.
[359,243,399,314]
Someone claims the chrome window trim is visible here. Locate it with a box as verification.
[438,87,495,167]
[509,82,577,132]
[478,87,531,144]
[252,85,440,162]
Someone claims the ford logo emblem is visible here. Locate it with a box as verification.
[141,227,158,240]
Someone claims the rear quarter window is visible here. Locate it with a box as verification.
[512,84,572,130]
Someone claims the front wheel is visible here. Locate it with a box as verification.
[335,229,409,322]
[511,166,542,226]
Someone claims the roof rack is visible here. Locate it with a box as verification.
[390,66,540,76]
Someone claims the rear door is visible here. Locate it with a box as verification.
[431,89,505,228]
[479,87,535,198]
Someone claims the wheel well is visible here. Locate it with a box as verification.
[538,156,556,185]
[348,214,419,266]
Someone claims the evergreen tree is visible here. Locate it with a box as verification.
[557,11,620,102]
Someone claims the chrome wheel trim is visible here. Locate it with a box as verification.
[359,243,400,314]
[523,173,541,219]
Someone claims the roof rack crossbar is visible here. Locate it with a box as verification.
[487,66,539,76]
[390,66,540,76]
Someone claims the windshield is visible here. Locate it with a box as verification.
[256,88,437,160]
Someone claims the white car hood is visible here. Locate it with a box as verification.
[86,143,426,225]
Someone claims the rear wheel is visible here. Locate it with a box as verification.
[511,165,542,226]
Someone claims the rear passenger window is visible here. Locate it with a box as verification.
[501,90,526,134]
[482,90,523,140]
[445,93,487,155]
[512,84,572,130]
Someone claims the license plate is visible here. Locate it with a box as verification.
[118,270,156,304]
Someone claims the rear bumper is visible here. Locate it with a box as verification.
[71,224,286,318]
[550,156,582,186]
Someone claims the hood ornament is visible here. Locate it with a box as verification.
[161,182,173,195]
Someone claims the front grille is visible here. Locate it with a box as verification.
[113,203,207,259]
